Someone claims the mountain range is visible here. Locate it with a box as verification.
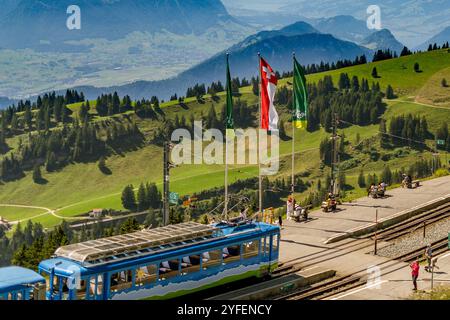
[66,22,372,101]
[360,29,404,54]
[224,0,450,48]
[312,15,372,44]
[417,26,450,50]
[0,0,239,49]
[0,0,445,105]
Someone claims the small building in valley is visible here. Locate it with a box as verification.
[0,216,11,231]
[89,209,104,219]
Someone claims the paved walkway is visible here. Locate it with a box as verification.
[328,252,450,300]
[277,175,450,300]
[280,175,450,247]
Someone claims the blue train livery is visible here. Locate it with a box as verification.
[0,266,46,300]
[29,220,280,300]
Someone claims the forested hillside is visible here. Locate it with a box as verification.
[0,48,449,232]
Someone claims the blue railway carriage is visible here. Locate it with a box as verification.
[0,267,46,300]
[38,220,280,300]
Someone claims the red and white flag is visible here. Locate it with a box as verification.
[260,57,279,131]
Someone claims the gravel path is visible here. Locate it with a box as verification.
[377,218,450,259]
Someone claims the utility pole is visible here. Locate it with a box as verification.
[330,113,340,195]
[163,141,174,226]
[374,209,379,255]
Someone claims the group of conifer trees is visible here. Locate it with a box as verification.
[0,119,142,181]
[121,182,162,212]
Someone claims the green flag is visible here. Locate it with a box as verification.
[293,56,308,129]
[225,54,235,138]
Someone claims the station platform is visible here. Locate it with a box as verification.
[278,175,450,300]
[327,251,450,300]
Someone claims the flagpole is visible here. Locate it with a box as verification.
[258,52,263,218]
[224,53,229,221]
[225,124,229,221]
[291,52,296,196]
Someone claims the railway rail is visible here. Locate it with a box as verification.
[203,199,449,300]
[280,201,450,270]
[274,201,450,300]
[276,236,449,300]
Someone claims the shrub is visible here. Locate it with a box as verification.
[434,168,449,178]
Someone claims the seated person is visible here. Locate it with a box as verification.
[222,247,230,259]
[182,256,191,266]
[110,274,119,286]
[159,261,172,274]
[202,252,211,263]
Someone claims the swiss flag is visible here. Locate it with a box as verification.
[260,57,279,131]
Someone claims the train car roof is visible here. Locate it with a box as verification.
[0,266,45,292]
[39,221,279,273]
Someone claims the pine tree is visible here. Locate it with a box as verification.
[121,185,137,212]
[351,76,360,91]
[252,77,259,96]
[371,67,379,78]
[24,107,33,131]
[385,85,395,99]
[279,120,287,139]
[119,218,140,234]
[98,156,106,171]
[32,165,42,183]
[381,166,393,185]
[137,183,149,212]
[358,170,366,188]
[400,46,412,56]
[338,171,346,190]
[45,151,57,172]
[379,119,389,148]
[79,103,89,122]
[414,62,420,73]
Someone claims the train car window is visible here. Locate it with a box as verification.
[222,245,241,264]
[202,250,221,270]
[89,275,103,297]
[135,264,157,286]
[181,255,201,275]
[76,280,87,300]
[52,276,59,294]
[242,240,260,259]
[264,236,271,255]
[159,260,180,281]
[272,234,279,252]
[110,270,133,292]
[61,277,70,300]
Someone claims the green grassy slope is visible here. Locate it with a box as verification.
[1,50,449,227]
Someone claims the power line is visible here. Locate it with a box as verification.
[338,119,431,147]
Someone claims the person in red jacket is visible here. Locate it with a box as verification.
[410,259,420,291]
